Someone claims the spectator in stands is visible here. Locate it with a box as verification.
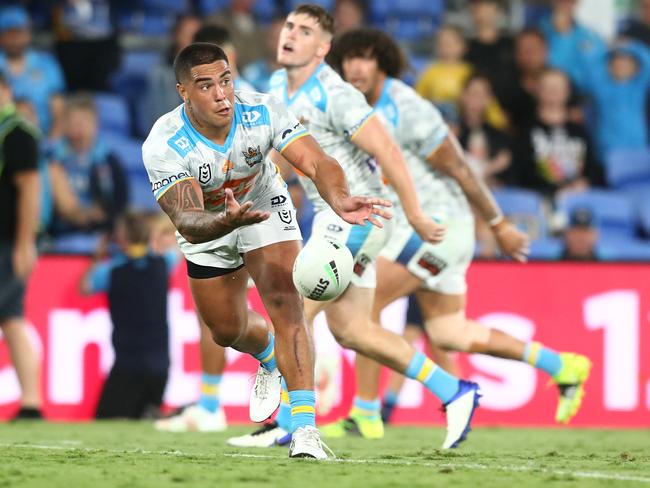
[334,0,366,34]
[457,74,512,188]
[511,68,603,198]
[144,14,201,130]
[622,0,650,46]
[82,211,177,419]
[206,0,260,67]
[242,17,283,92]
[193,23,255,91]
[465,0,514,100]
[0,72,42,420]
[538,0,606,90]
[48,94,128,238]
[0,5,65,139]
[581,40,650,156]
[51,0,120,91]
[416,25,472,121]
[561,207,599,260]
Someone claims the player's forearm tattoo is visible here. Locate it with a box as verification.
[158,180,232,243]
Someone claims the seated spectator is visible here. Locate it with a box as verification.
[82,211,177,419]
[242,17,284,92]
[581,40,650,156]
[206,0,260,68]
[500,28,583,132]
[511,69,603,198]
[621,0,650,46]
[0,5,65,139]
[457,74,512,188]
[51,0,120,91]
[48,94,127,237]
[465,0,514,101]
[416,25,472,121]
[334,0,366,35]
[144,14,201,130]
[561,207,599,260]
[538,0,606,90]
[193,23,255,91]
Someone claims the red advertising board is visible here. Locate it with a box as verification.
[1,257,648,427]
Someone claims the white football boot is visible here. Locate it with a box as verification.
[154,404,227,433]
[249,365,282,422]
[441,380,482,449]
[226,421,289,447]
[288,426,332,459]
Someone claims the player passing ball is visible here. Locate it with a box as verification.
[142,41,390,459]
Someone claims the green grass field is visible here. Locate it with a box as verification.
[1,422,648,488]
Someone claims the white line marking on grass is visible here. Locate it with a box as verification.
[224,452,650,484]
[2,443,648,484]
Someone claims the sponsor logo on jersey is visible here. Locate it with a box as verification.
[353,253,371,277]
[271,195,287,207]
[417,252,447,276]
[308,278,330,300]
[151,171,191,192]
[242,145,263,167]
[279,210,292,224]
[281,122,301,140]
[326,224,343,233]
[239,105,269,128]
[240,110,262,125]
[198,163,212,184]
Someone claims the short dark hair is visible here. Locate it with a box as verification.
[293,4,335,36]
[328,28,406,78]
[173,42,229,83]
[193,23,232,46]
[65,92,96,114]
[118,210,151,245]
[517,27,546,45]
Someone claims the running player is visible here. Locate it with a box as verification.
[229,4,482,450]
[143,42,391,459]
[324,27,592,437]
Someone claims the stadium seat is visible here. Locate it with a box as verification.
[492,187,547,238]
[198,0,230,15]
[370,0,444,19]
[557,190,636,239]
[604,147,650,189]
[128,170,158,211]
[94,93,131,136]
[253,0,280,23]
[401,54,430,86]
[529,238,562,260]
[101,133,144,173]
[286,0,334,12]
[638,199,650,236]
[141,0,191,14]
[379,17,439,42]
[48,233,103,255]
[597,236,650,261]
[118,10,174,36]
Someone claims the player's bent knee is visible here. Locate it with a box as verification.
[209,323,246,348]
[424,312,490,352]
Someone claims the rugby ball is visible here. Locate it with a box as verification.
[292,237,353,301]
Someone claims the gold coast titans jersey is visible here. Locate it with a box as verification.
[142,90,308,253]
[373,77,472,221]
[269,63,386,211]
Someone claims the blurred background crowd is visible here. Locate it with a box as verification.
[2,0,650,261]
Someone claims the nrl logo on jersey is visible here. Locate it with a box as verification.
[198,162,212,184]
[242,145,263,167]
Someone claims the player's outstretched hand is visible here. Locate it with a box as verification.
[410,213,447,243]
[336,196,392,228]
[224,188,270,228]
[494,220,530,262]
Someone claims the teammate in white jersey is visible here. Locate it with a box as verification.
[229,4,482,451]
[326,27,593,435]
[143,42,392,459]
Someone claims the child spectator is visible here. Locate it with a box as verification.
[512,69,603,198]
[581,40,650,156]
[416,25,472,121]
[48,94,127,239]
[457,74,512,188]
[561,207,599,261]
[82,211,178,419]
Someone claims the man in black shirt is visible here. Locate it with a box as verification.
[0,72,42,418]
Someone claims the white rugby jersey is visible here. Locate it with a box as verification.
[142,90,308,253]
[269,63,386,211]
[373,77,472,221]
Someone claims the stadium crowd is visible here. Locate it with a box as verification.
[0,0,647,425]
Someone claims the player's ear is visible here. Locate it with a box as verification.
[176,82,187,102]
[317,39,331,59]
